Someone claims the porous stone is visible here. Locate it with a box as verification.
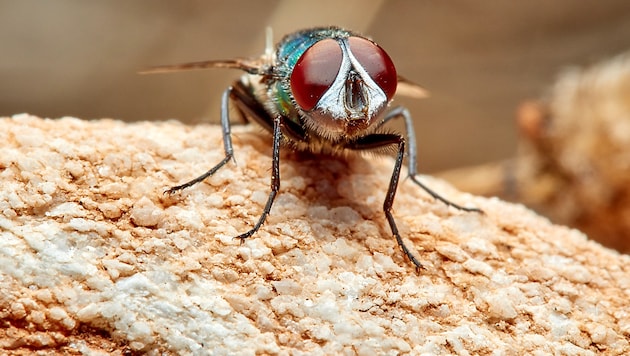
[0,114,628,354]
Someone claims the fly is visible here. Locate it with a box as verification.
[141,27,481,270]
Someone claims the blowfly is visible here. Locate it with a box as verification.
[141,27,481,269]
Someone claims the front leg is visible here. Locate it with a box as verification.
[235,115,282,241]
[165,81,283,242]
[346,133,424,270]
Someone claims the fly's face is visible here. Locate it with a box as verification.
[285,31,398,140]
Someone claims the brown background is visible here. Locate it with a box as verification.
[2,1,630,172]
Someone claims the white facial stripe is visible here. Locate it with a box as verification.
[342,40,387,109]
[314,39,387,120]
[315,44,351,118]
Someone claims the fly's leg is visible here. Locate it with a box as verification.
[165,86,236,194]
[167,80,283,243]
[385,138,424,270]
[346,134,424,270]
[380,106,482,213]
[235,115,282,241]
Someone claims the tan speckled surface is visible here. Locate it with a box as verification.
[0,115,629,354]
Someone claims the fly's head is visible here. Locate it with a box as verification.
[286,31,398,140]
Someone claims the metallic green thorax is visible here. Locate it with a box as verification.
[271,27,356,124]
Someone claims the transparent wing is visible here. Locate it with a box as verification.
[396,75,430,99]
[139,58,263,75]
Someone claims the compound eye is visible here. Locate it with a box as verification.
[348,36,397,100]
[290,39,343,111]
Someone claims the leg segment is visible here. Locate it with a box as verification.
[165,81,283,242]
[165,86,236,194]
[380,107,481,213]
[235,115,282,241]
[346,133,424,269]
[384,139,425,269]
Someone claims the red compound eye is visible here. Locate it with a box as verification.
[290,39,343,111]
[348,36,397,100]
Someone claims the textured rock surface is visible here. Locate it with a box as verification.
[1,114,629,355]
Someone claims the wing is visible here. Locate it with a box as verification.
[139,58,264,75]
[396,75,430,99]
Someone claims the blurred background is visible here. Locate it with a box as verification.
[2,1,630,172]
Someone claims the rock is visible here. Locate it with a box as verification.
[1,114,628,354]
[440,52,630,254]
[514,52,630,253]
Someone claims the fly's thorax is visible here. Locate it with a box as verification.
[276,27,353,70]
[235,73,284,125]
[273,27,398,141]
